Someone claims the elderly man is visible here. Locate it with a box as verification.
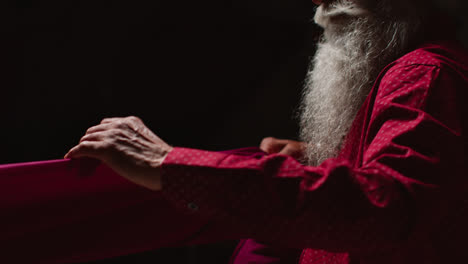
[66,0,468,263]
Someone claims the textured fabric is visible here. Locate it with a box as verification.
[0,159,223,264]
[161,41,468,264]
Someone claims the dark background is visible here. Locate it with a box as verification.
[2,0,320,263]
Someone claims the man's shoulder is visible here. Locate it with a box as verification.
[394,41,468,70]
[376,40,468,99]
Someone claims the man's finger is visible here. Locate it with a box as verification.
[260,137,276,153]
[260,137,289,154]
[279,142,305,159]
[86,123,114,135]
[101,116,141,125]
[80,131,110,143]
[64,141,108,160]
[101,117,124,124]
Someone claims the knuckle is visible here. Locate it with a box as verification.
[116,120,128,129]
[129,116,143,126]
[81,141,101,150]
[80,141,93,150]
[127,116,140,122]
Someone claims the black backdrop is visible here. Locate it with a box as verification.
[2,0,320,263]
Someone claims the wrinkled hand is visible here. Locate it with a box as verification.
[65,116,173,191]
[260,137,306,160]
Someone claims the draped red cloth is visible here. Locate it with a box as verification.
[0,158,212,264]
[0,148,279,264]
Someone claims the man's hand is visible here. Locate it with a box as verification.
[65,116,173,191]
[260,137,306,160]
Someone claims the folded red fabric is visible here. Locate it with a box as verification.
[0,148,286,264]
[0,158,212,264]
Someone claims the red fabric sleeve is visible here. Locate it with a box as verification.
[161,64,465,254]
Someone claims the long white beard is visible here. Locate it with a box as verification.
[299,1,420,166]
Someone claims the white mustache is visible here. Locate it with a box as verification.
[319,3,370,18]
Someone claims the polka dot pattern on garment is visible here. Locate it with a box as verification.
[300,249,349,264]
[160,43,468,264]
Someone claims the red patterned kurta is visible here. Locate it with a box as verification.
[161,41,468,264]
